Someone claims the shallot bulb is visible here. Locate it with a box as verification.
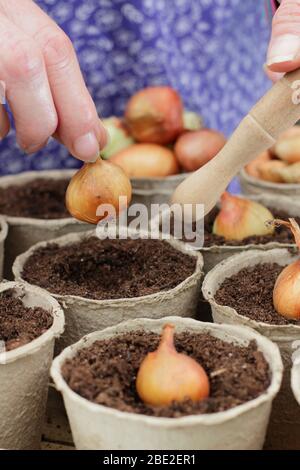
[272,218,300,319]
[212,192,274,241]
[66,158,132,224]
[136,324,210,406]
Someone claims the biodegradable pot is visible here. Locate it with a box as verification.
[202,248,300,450]
[0,281,64,450]
[13,228,203,350]
[0,216,8,280]
[201,193,300,273]
[51,316,283,450]
[239,167,300,197]
[0,169,90,278]
[131,173,189,209]
[291,342,300,408]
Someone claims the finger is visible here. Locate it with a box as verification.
[3,0,108,161]
[0,105,10,139]
[0,13,57,153]
[263,64,284,82]
[267,0,300,72]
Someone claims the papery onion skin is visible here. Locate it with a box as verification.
[66,158,132,224]
[277,162,300,183]
[212,192,274,241]
[136,324,210,406]
[125,86,183,145]
[110,143,179,178]
[273,261,300,320]
[101,117,134,159]
[174,129,226,172]
[257,160,287,183]
[274,126,300,164]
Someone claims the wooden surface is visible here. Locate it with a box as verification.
[42,384,75,450]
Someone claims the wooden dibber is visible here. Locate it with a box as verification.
[172,69,300,216]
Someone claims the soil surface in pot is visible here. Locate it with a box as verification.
[0,178,70,219]
[21,237,196,300]
[215,263,300,325]
[62,330,270,417]
[168,208,300,247]
[0,289,53,351]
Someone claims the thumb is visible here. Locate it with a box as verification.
[267,0,300,72]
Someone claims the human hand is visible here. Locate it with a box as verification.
[0,0,107,161]
[267,0,300,77]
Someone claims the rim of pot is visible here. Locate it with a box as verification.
[51,316,283,427]
[0,215,8,244]
[291,342,300,405]
[13,227,203,305]
[202,248,300,336]
[0,281,64,364]
[0,169,84,226]
[239,168,300,191]
[202,193,300,253]
[131,173,190,184]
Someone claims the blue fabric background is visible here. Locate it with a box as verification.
[0,0,271,180]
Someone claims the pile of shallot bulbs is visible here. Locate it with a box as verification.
[102,86,226,178]
[246,126,300,184]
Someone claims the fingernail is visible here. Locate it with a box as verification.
[267,34,300,66]
[73,131,100,162]
[22,139,49,154]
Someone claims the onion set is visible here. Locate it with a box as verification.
[174,129,226,172]
[111,143,179,178]
[101,117,134,159]
[213,192,274,241]
[272,218,300,320]
[125,86,183,145]
[136,324,210,406]
[274,126,300,164]
[66,157,132,224]
[183,110,203,131]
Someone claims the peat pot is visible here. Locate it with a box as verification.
[130,173,188,209]
[202,249,300,450]
[239,167,300,198]
[13,228,203,350]
[0,281,64,449]
[0,216,8,280]
[201,193,300,273]
[0,170,89,278]
[51,316,282,450]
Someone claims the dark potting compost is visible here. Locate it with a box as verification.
[0,289,53,351]
[215,263,300,325]
[0,178,70,219]
[21,237,196,300]
[169,208,300,247]
[62,330,270,417]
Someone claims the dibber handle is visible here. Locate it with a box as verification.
[172,68,300,216]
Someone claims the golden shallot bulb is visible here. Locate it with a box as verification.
[274,126,300,164]
[272,218,300,319]
[212,192,274,241]
[136,324,210,406]
[125,86,183,144]
[66,158,132,224]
